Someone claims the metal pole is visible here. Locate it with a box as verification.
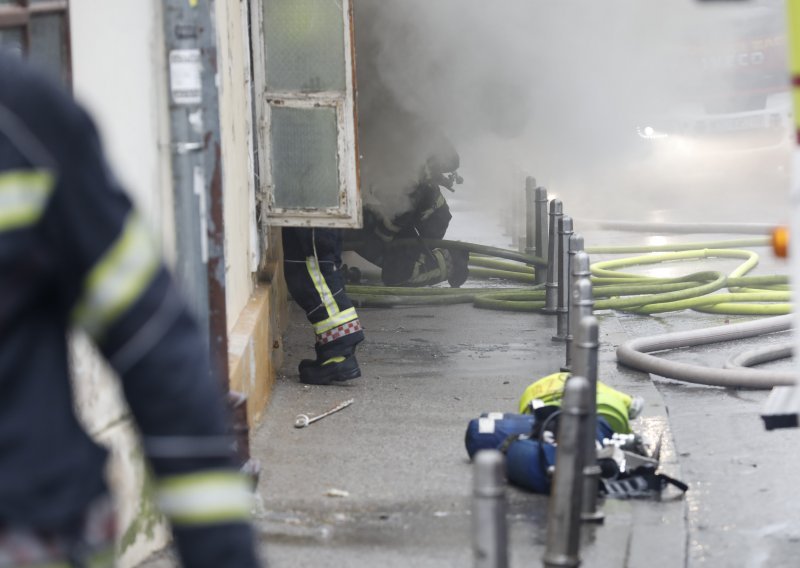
[562,234,584,370]
[543,200,562,314]
[543,375,591,568]
[569,279,595,376]
[574,315,604,524]
[473,450,509,568]
[162,1,250,467]
[525,177,537,256]
[162,0,229,385]
[553,215,573,341]
[535,186,548,285]
[572,251,591,285]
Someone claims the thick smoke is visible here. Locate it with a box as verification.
[354,0,790,225]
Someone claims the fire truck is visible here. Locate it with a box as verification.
[640,2,791,152]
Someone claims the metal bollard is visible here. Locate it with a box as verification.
[574,315,604,524]
[543,200,562,314]
[525,177,537,256]
[572,251,591,284]
[562,234,584,370]
[473,450,509,568]
[567,277,594,372]
[535,187,549,284]
[543,375,591,568]
[552,215,573,342]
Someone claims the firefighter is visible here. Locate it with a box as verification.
[0,55,261,566]
[265,1,365,385]
[347,140,469,288]
[349,14,469,289]
[282,227,365,385]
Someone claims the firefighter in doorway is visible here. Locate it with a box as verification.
[348,7,469,289]
[347,140,469,288]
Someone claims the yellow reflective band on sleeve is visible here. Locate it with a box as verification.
[0,169,54,232]
[156,471,253,526]
[313,307,358,335]
[72,213,159,338]
[788,2,800,135]
[306,255,339,318]
[789,1,800,75]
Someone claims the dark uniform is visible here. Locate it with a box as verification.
[0,55,260,567]
[347,146,468,288]
[282,228,365,384]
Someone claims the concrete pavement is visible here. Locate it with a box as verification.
[139,287,689,568]
[137,214,702,567]
[246,293,688,567]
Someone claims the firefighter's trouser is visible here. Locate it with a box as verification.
[283,228,365,359]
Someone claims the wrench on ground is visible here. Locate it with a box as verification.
[294,398,354,428]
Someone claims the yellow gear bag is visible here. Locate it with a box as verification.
[518,372,635,434]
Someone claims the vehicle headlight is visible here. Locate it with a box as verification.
[637,125,669,140]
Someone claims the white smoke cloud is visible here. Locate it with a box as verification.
[354,0,790,226]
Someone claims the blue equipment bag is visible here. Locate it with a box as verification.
[504,417,615,494]
[464,413,535,459]
[505,438,558,494]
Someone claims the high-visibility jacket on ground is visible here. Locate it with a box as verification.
[0,54,259,566]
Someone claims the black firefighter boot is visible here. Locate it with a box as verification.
[299,353,361,385]
[445,247,469,288]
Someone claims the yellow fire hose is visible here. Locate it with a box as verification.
[346,237,791,316]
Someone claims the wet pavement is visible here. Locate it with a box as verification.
[139,206,798,567]
[245,297,686,568]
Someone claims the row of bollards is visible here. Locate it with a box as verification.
[472,179,603,567]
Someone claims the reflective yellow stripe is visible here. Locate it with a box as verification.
[156,471,253,526]
[789,1,800,75]
[788,1,800,133]
[313,307,358,335]
[0,170,54,232]
[72,213,159,338]
[306,255,338,318]
[407,249,446,285]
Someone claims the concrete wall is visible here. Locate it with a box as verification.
[69,3,173,566]
[216,0,258,330]
[70,0,173,247]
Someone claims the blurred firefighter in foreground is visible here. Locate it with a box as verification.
[0,54,261,567]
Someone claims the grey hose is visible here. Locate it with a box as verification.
[725,343,794,370]
[616,315,796,389]
[577,219,774,235]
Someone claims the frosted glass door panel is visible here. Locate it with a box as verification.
[263,0,346,93]
[270,106,340,209]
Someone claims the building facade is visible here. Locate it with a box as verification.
[0,0,360,565]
